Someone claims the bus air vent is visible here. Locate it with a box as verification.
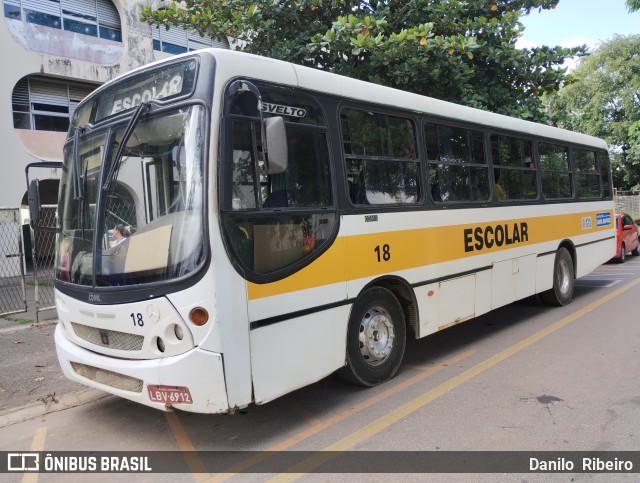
[70,362,143,393]
[71,323,144,351]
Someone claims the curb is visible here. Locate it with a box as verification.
[0,389,109,428]
[0,319,58,334]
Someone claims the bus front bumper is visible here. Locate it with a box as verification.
[55,323,230,414]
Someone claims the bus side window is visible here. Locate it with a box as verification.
[573,148,601,199]
[231,120,258,210]
[599,149,612,198]
[342,108,420,205]
[491,134,537,201]
[426,122,489,203]
[224,112,336,275]
[539,142,571,199]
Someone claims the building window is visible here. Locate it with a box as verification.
[3,0,122,42]
[152,25,229,54]
[12,76,97,132]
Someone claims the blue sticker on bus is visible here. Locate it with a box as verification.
[596,212,612,227]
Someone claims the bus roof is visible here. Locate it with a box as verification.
[209,48,607,150]
[87,48,608,150]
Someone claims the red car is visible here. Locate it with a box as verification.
[614,212,640,263]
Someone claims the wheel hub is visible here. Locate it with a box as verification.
[557,258,570,294]
[359,307,395,366]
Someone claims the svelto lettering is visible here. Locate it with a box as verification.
[464,222,529,252]
[260,102,306,118]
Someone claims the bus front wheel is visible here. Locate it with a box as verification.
[540,247,574,306]
[339,287,406,387]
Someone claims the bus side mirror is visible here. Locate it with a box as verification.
[28,179,41,225]
[264,116,288,174]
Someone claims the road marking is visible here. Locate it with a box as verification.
[203,349,475,482]
[271,277,640,480]
[164,411,208,481]
[585,272,636,275]
[576,279,621,288]
[22,427,46,483]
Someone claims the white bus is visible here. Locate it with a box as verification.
[34,49,615,413]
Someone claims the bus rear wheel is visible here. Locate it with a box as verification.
[540,247,574,306]
[339,287,406,387]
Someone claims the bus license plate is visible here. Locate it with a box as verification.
[148,385,193,404]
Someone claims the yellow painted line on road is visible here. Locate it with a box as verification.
[22,427,46,483]
[204,349,475,482]
[271,277,640,480]
[164,411,208,481]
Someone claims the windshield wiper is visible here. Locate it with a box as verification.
[71,126,91,235]
[102,101,150,191]
[72,126,85,200]
[79,160,89,235]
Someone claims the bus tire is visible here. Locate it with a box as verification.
[339,287,406,387]
[540,247,574,306]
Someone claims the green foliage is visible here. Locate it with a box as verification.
[141,0,584,122]
[4,314,34,324]
[627,0,640,12]
[547,35,640,189]
[629,120,640,178]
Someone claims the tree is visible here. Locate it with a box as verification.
[629,120,640,170]
[141,0,585,122]
[547,35,640,189]
[627,0,640,12]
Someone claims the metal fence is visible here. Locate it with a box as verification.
[614,190,640,222]
[31,207,57,317]
[0,208,26,317]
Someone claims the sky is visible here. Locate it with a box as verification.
[517,0,640,52]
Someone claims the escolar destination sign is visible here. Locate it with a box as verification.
[109,75,183,115]
[93,60,197,122]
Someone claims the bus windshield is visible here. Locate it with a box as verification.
[56,105,207,287]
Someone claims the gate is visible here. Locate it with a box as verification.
[0,208,27,316]
[32,206,57,317]
[614,190,640,221]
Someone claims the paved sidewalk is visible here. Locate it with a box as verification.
[0,284,104,425]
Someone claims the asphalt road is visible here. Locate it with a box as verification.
[0,258,639,481]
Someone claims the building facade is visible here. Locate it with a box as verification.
[1,0,228,209]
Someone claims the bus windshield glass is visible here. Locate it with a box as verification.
[56,105,207,287]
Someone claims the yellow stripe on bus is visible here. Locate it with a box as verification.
[247,210,612,300]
